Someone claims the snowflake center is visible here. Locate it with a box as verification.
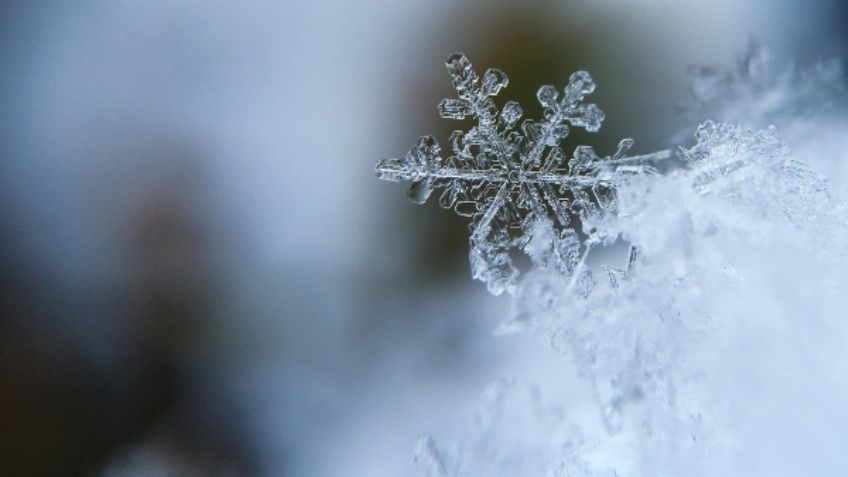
[507,169,521,184]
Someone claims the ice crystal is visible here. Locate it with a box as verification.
[376,53,671,294]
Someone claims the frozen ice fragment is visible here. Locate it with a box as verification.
[445,53,478,96]
[564,70,596,103]
[522,120,542,143]
[439,182,462,209]
[569,145,598,174]
[569,103,604,132]
[500,101,523,127]
[375,157,418,182]
[543,123,570,146]
[408,179,434,204]
[470,244,518,296]
[544,147,566,171]
[537,84,560,108]
[438,98,471,119]
[481,68,509,97]
[474,98,499,125]
[375,135,440,182]
[614,138,635,158]
[414,134,440,157]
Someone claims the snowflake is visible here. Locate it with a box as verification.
[376,53,671,294]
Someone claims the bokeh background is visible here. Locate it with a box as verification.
[1,1,846,475]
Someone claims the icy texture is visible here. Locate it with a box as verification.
[509,121,847,476]
[415,121,848,476]
[679,121,835,230]
[376,53,670,295]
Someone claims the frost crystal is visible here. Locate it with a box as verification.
[377,53,670,294]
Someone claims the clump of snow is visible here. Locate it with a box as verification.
[415,118,848,476]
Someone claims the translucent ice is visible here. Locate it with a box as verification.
[376,53,670,294]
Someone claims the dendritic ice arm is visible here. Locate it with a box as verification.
[376,53,672,295]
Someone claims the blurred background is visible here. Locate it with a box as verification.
[1,1,846,475]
